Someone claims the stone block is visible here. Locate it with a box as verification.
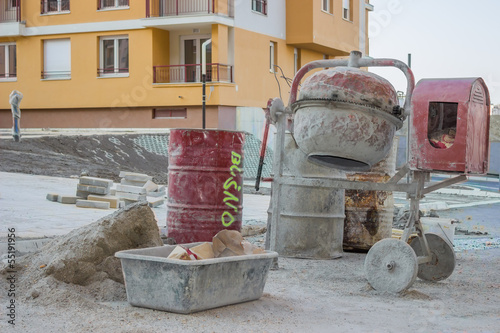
[76,200,110,210]
[88,195,119,209]
[77,184,109,195]
[120,179,146,187]
[110,188,116,196]
[57,195,79,204]
[46,193,59,202]
[79,176,114,189]
[115,191,147,201]
[147,197,165,208]
[146,190,166,198]
[123,199,137,206]
[119,171,152,182]
[76,190,90,199]
[119,201,126,208]
[116,184,146,194]
[142,180,158,192]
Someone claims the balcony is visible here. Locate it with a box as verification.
[153,63,233,84]
[0,0,24,37]
[0,0,21,22]
[146,0,234,18]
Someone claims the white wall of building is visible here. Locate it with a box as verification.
[233,0,286,40]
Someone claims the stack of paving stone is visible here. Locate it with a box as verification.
[115,171,166,208]
[76,176,119,209]
[46,176,120,210]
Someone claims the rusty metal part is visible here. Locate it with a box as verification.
[293,99,400,171]
[289,54,411,171]
[288,52,415,116]
[343,139,398,251]
[410,78,490,174]
[167,129,245,243]
[297,67,400,116]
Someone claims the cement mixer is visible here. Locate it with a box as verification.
[265,51,490,293]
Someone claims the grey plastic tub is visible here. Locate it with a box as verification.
[115,243,278,314]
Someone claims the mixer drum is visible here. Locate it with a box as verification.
[292,67,403,171]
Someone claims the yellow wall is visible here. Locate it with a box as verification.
[152,28,169,66]
[23,1,144,27]
[0,29,155,110]
[212,24,228,64]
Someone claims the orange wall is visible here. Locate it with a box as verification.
[287,0,360,55]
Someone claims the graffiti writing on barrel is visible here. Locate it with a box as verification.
[221,152,242,227]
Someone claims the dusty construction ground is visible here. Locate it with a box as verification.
[1,249,498,332]
[1,133,499,332]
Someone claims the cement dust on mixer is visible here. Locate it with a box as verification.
[265,50,490,293]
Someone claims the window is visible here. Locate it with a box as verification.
[98,0,129,10]
[269,41,277,73]
[99,36,129,76]
[322,0,333,14]
[153,108,187,119]
[0,43,16,80]
[343,0,353,21]
[41,0,70,14]
[252,0,267,15]
[43,39,71,79]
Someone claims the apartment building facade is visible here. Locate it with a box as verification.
[0,0,373,132]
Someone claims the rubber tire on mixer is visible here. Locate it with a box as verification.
[364,238,418,293]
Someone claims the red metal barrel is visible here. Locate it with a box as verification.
[167,129,245,243]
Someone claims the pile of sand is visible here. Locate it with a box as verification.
[1,202,163,304]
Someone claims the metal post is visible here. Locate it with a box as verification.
[406,53,412,183]
[146,0,150,17]
[202,73,206,129]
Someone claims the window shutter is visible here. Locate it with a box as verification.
[44,39,71,79]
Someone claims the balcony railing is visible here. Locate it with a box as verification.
[154,63,233,84]
[146,0,234,18]
[0,0,21,22]
[41,0,70,14]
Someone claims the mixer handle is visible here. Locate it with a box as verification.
[288,51,415,116]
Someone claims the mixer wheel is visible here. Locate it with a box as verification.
[409,232,456,282]
[364,238,418,293]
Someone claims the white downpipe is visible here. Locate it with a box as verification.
[202,39,212,75]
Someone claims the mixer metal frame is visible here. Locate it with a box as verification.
[267,51,465,292]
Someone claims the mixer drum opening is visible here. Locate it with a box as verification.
[308,155,370,171]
